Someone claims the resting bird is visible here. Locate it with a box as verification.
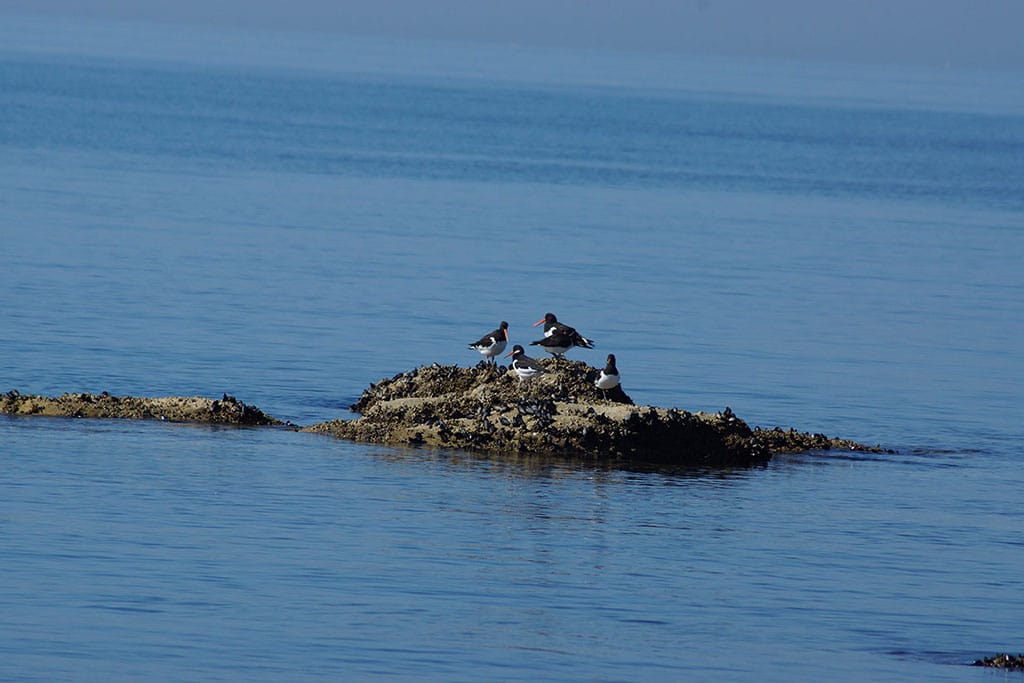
[505,345,545,382]
[529,330,574,358]
[468,321,509,364]
[595,354,620,398]
[532,312,594,350]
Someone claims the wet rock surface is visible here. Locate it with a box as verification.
[1,390,283,426]
[3,361,886,467]
[973,653,1024,670]
[305,360,883,468]
[750,426,890,454]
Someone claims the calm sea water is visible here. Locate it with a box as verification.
[2,14,1023,681]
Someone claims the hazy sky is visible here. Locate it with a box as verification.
[5,0,1024,70]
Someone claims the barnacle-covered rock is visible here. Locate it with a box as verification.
[308,360,808,468]
[0,390,283,426]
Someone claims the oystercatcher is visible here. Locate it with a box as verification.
[532,312,594,350]
[468,321,509,364]
[505,345,545,382]
[529,330,573,358]
[595,354,620,398]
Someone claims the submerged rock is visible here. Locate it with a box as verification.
[306,360,878,468]
[973,653,1024,670]
[750,425,890,454]
[0,390,283,426]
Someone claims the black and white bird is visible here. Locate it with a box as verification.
[505,344,545,382]
[595,354,620,398]
[529,330,574,358]
[468,321,509,364]
[532,312,595,350]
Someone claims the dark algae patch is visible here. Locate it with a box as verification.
[4,360,885,467]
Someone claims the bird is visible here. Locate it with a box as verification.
[532,312,595,350]
[505,345,545,382]
[529,330,574,358]
[468,321,509,364]
[595,354,620,399]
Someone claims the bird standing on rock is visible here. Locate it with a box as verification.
[505,345,545,382]
[529,330,574,358]
[532,312,595,350]
[595,354,620,399]
[468,321,509,364]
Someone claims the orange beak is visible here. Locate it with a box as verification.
[503,327,509,341]
[531,318,546,328]
[505,349,514,357]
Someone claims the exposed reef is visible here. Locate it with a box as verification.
[973,653,1024,671]
[0,390,283,426]
[3,361,886,468]
[748,425,886,454]
[303,361,885,468]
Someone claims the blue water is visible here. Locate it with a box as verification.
[2,14,1023,681]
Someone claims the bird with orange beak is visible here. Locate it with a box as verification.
[505,345,545,381]
[532,312,595,351]
[468,321,509,364]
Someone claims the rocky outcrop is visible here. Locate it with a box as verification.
[0,390,283,426]
[973,653,1024,670]
[304,361,885,468]
[749,426,887,454]
[3,362,887,467]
